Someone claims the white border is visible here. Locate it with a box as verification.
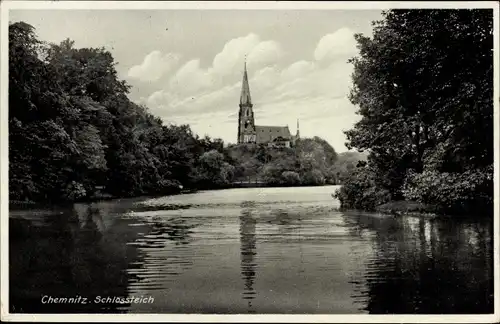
[0,1,498,323]
[0,1,499,10]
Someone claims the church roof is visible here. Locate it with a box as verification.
[255,125,292,143]
[240,61,252,106]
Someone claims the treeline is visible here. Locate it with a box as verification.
[335,9,493,216]
[9,22,342,203]
[225,137,340,186]
[9,22,236,202]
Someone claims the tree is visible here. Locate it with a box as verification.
[281,171,301,185]
[261,164,283,185]
[341,9,493,213]
[332,151,368,183]
[9,22,82,201]
[295,137,337,184]
[302,169,326,186]
[193,150,235,188]
[9,21,343,201]
[9,21,231,202]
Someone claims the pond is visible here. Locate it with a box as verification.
[9,186,493,314]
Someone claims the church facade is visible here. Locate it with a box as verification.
[237,62,299,148]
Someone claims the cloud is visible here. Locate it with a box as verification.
[139,29,360,151]
[209,34,284,77]
[127,50,181,82]
[252,66,281,92]
[314,27,357,62]
[146,90,176,108]
[155,33,286,100]
[212,33,261,76]
[247,40,284,68]
[146,80,242,118]
[250,58,352,104]
[169,59,214,95]
[148,56,357,150]
[281,60,316,80]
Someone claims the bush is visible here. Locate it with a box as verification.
[157,179,183,195]
[375,200,437,215]
[402,166,493,215]
[334,167,391,211]
[64,181,87,201]
[193,150,236,188]
[261,164,283,185]
[219,162,236,185]
[281,171,301,185]
[301,169,325,186]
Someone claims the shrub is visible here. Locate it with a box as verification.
[281,171,301,185]
[219,162,236,185]
[193,150,236,188]
[261,164,283,185]
[64,181,87,201]
[301,169,325,186]
[334,167,391,211]
[402,166,493,215]
[157,179,182,195]
[375,200,438,215]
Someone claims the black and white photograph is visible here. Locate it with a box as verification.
[1,1,498,322]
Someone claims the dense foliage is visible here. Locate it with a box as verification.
[332,151,368,184]
[9,22,341,203]
[333,166,391,212]
[226,137,339,186]
[9,22,234,202]
[335,9,494,215]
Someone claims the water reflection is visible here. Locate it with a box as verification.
[239,203,258,313]
[9,202,146,313]
[9,186,494,314]
[343,213,494,314]
[126,215,195,293]
[133,217,194,248]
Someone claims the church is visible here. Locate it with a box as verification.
[237,62,300,148]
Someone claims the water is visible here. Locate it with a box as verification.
[9,186,493,314]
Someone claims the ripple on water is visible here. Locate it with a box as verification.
[9,186,493,314]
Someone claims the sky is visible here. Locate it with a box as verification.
[9,9,383,152]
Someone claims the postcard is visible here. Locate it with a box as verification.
[1,1,498,322]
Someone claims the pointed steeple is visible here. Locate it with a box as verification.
[240,59,252,106]
[296,119,300,137]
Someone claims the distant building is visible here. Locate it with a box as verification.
[237,62,299,148]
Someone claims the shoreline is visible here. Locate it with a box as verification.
[338,200,493,220]
[10,189,492,220]
[8,183,338,210]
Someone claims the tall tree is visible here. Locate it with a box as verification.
[345,9,493,202]
[9,22,81,201]
[9,22,232,202]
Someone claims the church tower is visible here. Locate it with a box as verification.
[237,60,257,144]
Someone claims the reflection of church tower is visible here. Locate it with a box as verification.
[239,208,257,312]
[237,60,256,144]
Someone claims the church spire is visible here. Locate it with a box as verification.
[296,119,300,137]
[240,59,252,106]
